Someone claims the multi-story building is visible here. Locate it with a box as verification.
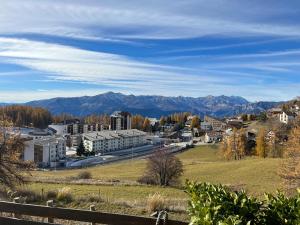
[24,137,66,168]
[110,111,131,130]
[204,116,226,131]
[49,122,104,135]
[83,129,146,154]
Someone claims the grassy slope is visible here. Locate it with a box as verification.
[24,145,282,221]
[29,145,281,197]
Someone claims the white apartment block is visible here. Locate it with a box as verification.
[24,137,66,168]
[83,129,146,154]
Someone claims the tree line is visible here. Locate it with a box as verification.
[0,105,52,129]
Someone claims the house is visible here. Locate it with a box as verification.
[279,111,295,124]
[148,118,159,126]
[267,108,282,118]
[200,121,213,131]
[290,104,300,115]
[204,131,223,143]
[24,137,66,168]
[181,131,193,142]
[226,119,244,129]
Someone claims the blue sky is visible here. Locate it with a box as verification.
[0,0,300,102]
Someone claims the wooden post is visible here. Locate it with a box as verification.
[46,200,54,223]
[13,197,20,219]
[98,189,101,202]
[90,205,95,225]
[41,188,44,201]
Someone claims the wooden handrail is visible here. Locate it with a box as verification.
[0,216,58,225]
[0,201,188,225]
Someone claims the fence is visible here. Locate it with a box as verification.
[0,200,188,225]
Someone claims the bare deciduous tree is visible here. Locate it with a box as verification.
[139,149,183,186]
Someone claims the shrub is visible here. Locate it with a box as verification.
[77,171,92,179]
[11,189,42,203]
[46,190,57,200]
[77,194,103,203]
[263,191,300,224]
[57,187,73,203]
[137,175,156,185]
[185,181,300,225]
[146,193,166,213]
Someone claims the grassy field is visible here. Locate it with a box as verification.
[30,144,281,195]
[23,145,282,221]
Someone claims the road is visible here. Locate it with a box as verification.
[66,144,184,168]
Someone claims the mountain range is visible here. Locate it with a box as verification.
[18,92,281,118]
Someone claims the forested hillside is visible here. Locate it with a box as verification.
[0,105,52,128]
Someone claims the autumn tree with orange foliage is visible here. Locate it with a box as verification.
[279,118,300,194]
[220,128,246,160]
[256,128,268,158]
[0,120,33,188]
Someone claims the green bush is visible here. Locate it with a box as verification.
[185,181,300,225]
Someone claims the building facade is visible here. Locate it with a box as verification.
[83,129,146,154]
[279,111,295,124]
[204,116,226,130]
[24,137,66,168]
[110,111,131,130]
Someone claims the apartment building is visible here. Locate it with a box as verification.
[24,137,66,168]
[204,115,227,130]
[110,111,131,130]
[49,123,104,135]
[83,129,146,154]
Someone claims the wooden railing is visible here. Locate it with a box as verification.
[0,200,188,225]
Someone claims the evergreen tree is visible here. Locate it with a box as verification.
[76,141,86,156]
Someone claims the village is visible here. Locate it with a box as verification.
[6,99,299,169]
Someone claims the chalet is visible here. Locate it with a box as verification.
[226,119,244,129]
[267,108,282,118]
[200,121,212,131]
[279,111,295,124]
[204,131,223,143]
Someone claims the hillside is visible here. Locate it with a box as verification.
[27,145,281,221]
[25,92,280,118]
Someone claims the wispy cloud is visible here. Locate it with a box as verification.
[0,37,225,91]
[1,1,300,40]
[0,1,300,102]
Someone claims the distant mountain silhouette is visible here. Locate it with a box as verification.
[23,92,280,118]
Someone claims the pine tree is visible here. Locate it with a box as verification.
[76,141,86,156]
